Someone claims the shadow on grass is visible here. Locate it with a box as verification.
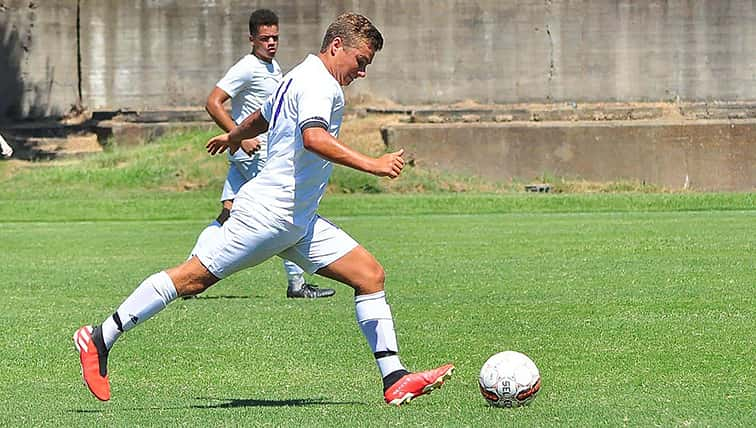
[192,397,365,408]
[70,396,365,413]
[182,295,262,300]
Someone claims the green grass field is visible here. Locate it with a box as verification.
[0,194,753,426]
[0,131,754,426]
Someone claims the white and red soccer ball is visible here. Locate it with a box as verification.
[479,351,541,408]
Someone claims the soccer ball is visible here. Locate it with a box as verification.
[479,351,541,408]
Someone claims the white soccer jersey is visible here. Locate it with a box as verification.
[234,54,345,226]
[216,54,283,162]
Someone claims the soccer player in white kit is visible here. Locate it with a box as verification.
[74,12,454,406]
[0,133,12,158]
[193,9,335,299]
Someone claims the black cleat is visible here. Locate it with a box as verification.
[286,283,336,299]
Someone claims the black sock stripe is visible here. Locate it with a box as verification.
[374,350,397,359]
[112,312,124,332]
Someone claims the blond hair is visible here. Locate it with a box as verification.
[320,12,383,53]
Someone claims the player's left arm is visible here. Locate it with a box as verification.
[302,127,404,178]
[206,109,269,155]
[296,82,404,177]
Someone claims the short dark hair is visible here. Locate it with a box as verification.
[319,12,383,53]
[249,9,278,36]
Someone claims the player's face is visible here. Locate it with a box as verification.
[334,40,375,86]
[250,24,279,62]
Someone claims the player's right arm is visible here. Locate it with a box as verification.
[207,60,260,155]
[206,109,269,155]
[205,87,236,132]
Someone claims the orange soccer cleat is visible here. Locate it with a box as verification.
[73,325,111,401]
[383,363,454,406]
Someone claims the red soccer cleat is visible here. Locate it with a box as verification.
[73,325,111,401]
[383,363,454,406]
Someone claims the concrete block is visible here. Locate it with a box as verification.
[0,0,79,118]
[94,121,217,145]
[382,120,756,191]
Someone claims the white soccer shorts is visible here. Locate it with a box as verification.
[196,210,358,279]
[220,158,263,202]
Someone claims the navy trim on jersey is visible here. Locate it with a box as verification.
[270,79,293,129]
[271,78,286,105]
[300,116,329,132]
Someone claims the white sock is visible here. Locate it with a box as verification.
[100,271,178,350]
[284,259,305,289]
[188,220,222,259]
[355,291,406,377]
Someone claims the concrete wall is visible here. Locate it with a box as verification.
[0,0,78,118]
[78,0,354,110]
[383,120,756,191]
[78,0,756,109]
[3,1,756,117]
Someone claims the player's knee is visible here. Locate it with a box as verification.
[364,263,385,290]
